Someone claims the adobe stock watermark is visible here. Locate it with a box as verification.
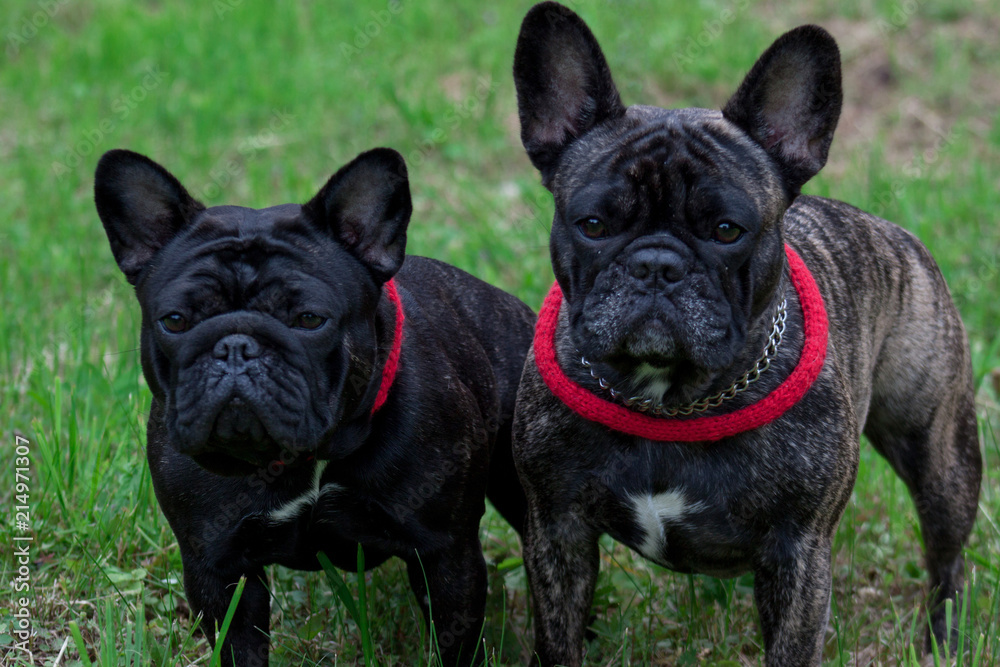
[187,445,308,556]
[5,0,68,59]
[475,178,555,244]
[9,434,35,661]
[870,123,960,218]
[213,0,244,19]
[188,362,383,554]
[338,0,404,61]
[197,109,295,202]
[51,65,169,180]
[876,0,921,35]
[672,0,751,72]
[432,610,480,654]
[388,420,492,524]
[954,251,999,315]
[402,75,496,171]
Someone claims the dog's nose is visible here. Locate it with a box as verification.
[213,334,262,367]
[627,247,686,283]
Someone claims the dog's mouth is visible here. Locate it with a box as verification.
[578,293,740,374]
[170,379,324,470]
[631,354,673,370]
[184,398,315,475]
[622,318,681,359]
[196,388,276,441]
[583,321,736,373]
[598,349,709,393]
[210,397,269,444]
[573,301,741,407]
[599,346,676,373]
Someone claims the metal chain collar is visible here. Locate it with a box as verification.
[579,299,788,417]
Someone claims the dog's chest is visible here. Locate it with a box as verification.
[265,460,342,524]
[598,442,763,576]
[256,462,385,552]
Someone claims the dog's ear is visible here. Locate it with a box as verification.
[305,148,411,283]
[514,1,626,187]
[723,25,842,194]
[94,150,205,285]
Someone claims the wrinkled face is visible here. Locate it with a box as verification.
[96,146,411,475]
[138,204,378,473]
[514,4,842,393]
[551,107,788,382]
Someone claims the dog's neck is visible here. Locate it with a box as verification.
[315,279,405,461]
[342,279,405,420]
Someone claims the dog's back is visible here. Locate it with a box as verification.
[395,255,535,531]
[785,195,975,424]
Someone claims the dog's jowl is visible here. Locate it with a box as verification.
[511,3,981,666]
[94,148,532,666]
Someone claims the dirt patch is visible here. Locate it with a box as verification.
[758,10,1000,175]
[437,71,471,103]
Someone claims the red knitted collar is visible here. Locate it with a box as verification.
[371,278,404,414]
[533,245,828,442]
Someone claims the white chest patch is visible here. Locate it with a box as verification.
[267,460,342,524]
[630,490,700,561]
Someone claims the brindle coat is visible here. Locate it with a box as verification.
[511,4,981,665]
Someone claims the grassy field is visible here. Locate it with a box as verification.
[1,0,998,664]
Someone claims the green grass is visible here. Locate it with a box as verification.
[1,0,998,664]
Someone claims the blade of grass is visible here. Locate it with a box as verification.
[318,551,361,630]
[356,543,375,666]
[210,576,247,667]
[958,579,969,667]
[318,549,375,666]
[69,620,94,667]
[929,615,942,666]
[946,597,954,660]
[972,632,984,667]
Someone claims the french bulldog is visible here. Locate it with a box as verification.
[510,3,982,665]
[94,147,533,666]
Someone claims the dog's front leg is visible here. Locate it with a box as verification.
[183,562,271,667]
[523,506,600,667]
[405,531,488,667]
[753,530,834,667]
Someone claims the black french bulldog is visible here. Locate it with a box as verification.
[511,3,982,666]
[94,147,533,666]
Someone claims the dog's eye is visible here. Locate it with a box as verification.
[292,312,327,330]
[577,218,609,240]
[712,221,744,244]
[160,313,189,333]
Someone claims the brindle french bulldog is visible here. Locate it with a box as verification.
[510,3,982,665]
